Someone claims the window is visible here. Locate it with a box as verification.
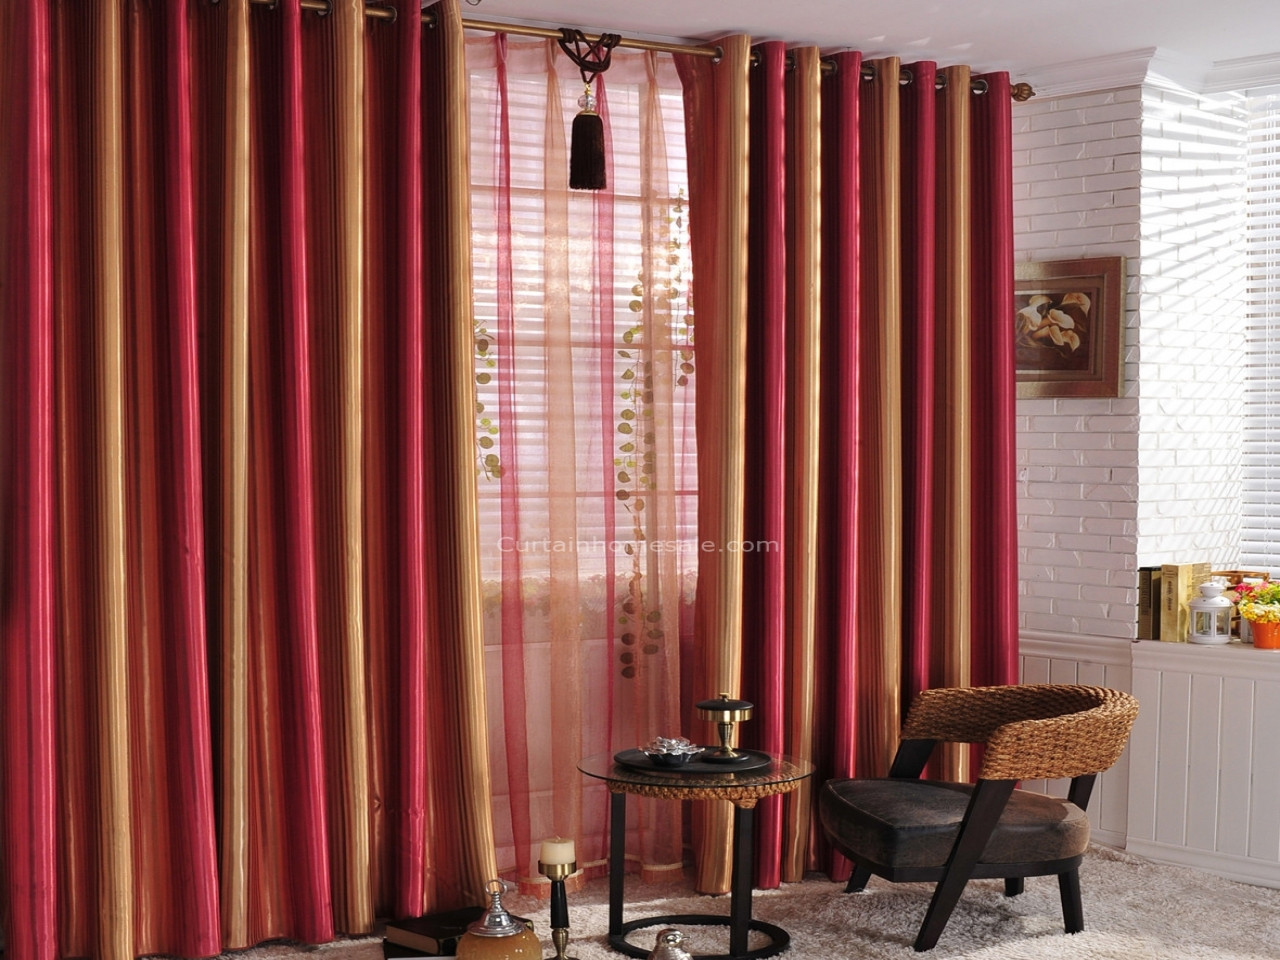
[1243,89,1280,568]
[466,45,698,585]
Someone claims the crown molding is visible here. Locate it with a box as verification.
[1144,47,1211,94]
[1018,47,1156,99]
[1018,45,1280,100]
[1202,51,1280,93]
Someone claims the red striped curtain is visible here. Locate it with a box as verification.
[0,2,496,958]
[678,41,1018,893]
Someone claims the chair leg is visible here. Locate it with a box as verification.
[913,780,1016,951]
[914,862,973,951]
[1004,877,1024,897]
[1058,869,1084,933]
[845,864,873,893]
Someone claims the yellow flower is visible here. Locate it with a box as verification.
[1240,601,1280,624]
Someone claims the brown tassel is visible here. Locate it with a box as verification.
[570,103,606,191]
[558,30,620,191]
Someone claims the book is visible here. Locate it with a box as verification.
[383,940,435,958]
[1137,566,1161,640]
[1159,562,1210,643]
[383,906,533,956]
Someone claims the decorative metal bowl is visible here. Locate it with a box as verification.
[642,736,702,767]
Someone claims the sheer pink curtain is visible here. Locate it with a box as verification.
[466,35,698,889]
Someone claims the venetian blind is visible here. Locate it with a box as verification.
[466,42,698,582]
[1243,89,1280,569]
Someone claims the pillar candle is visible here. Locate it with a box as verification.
[540,837,575,865]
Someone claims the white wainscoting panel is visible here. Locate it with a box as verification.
[1127,639,1280,889]
[1018,632,1135,847]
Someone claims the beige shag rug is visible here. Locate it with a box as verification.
[222,846,1280,960]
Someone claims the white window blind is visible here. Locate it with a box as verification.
[466,47,697,583]
[1243,89,1280,568]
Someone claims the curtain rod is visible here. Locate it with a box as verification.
[249,0,1034,100]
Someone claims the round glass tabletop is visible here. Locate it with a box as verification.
[578,750,813,792]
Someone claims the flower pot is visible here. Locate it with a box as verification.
[1250,619,1280,649]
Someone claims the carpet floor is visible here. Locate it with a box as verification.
[220,846,1280,960]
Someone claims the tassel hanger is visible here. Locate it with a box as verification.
[557,28,621,190]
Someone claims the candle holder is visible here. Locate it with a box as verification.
[538,859,578,960]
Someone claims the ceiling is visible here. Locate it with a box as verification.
[456,0,1280,93]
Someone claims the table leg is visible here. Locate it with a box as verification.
[729,803,753,957]
[610,789,627,938]
[603,789,789,960]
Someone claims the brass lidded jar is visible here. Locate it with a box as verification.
[695,692,753,760]
[455,879,541,960]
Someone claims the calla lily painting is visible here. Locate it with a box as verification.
[1014,256,1125,398]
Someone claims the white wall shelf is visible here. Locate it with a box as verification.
[1127,639,1280,889]
[1021,635,1280,889]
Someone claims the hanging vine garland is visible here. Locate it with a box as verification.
[556,28,621,190]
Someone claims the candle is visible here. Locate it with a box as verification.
[540,837,575,866]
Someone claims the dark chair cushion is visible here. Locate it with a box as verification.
[819,778,1090,870]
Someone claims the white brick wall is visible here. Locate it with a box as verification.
[1014,87,1144,640]
[1013,82,1248,643]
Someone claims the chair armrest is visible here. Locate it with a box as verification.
[899,684,1139,781]
[981,696,1137,780]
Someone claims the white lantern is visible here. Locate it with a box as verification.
[1188,581,1233,644]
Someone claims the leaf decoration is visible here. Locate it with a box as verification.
[614,190,695,678]
[475,320,502,479]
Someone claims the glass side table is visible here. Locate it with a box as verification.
[578,751,814,960]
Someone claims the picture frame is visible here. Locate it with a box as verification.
[1014,256,1125,399]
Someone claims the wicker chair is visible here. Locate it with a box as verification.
[818,684,1139,951]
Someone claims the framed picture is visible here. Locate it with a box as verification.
[1014,256,1124,399]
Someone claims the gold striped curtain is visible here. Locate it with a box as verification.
[0,2,497,958]
[676,42,1018,892]
[673,34,753,895]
